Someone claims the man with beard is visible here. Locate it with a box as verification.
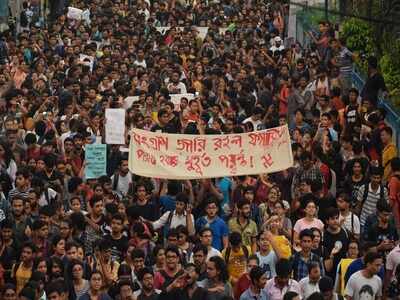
[162,263,208,300]
[136,267,161,300]
[110,156,133,200]
[228,199,258,252]
[240,266,269,300]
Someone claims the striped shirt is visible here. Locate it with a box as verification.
[357,184,389,226]
[8,188,30,201]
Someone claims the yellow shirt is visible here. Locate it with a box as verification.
[383,143,397,181]
[337,258,355,295]
[271,235,292,259]
[221,246,252,281]
[228,218,258,248]
[13,263,32,294]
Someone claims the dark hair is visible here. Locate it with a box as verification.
[228,231,242,246]
[307,261,320,274]
[165,245,180,258]
[89,195,103,207]
[175,192,189,204]
[300,151,312,161]
[48,256,64,279]
[68,177,83,193]
[22,241,37,253]
[209,256,229,282]
[318,276,333,292]
[118,264,132,277]
[370,165,383,176]
[283,291,300,300]
[377,200,391,213]
[137,267,154,281]
[131,248,145,260]
[32,220,47,231]
[111,212,124,223]
[192,243,208,256]
[33,257,48,273]
[391,157,400,172]
[364,251,382,265]
[338,192,351,203]
[67,259,84,281]
[276,259,292,278]
[306,292,325,300]
[299,229,314,240]
[325,207,340,220]
[249,266,265,283]
[248,254,260,264]
[199,227,213,237]
[381,126,393,136]
[51,235,65,253]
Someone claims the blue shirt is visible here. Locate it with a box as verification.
[159,195,176,214]
[196,216,229,251]
[217,177,232,207]
[240,287,270,300]
[344,257,385,285]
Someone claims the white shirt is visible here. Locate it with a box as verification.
[299,276,320,299]
[38,188,58,207]
[167,82,187,94]
[153,210,194,231]
[339,212,360,236]
[386,245,400,280]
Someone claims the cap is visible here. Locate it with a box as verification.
[274,36,282,42]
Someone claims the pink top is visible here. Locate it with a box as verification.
[293,217,324,234]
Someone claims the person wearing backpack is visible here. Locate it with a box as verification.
[152,192,195,239]
[356,166,388,227]
[221,231,251,286]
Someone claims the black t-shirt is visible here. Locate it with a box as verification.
[323,228,349,279]
[133,201,159,221]
[104,234,129,262]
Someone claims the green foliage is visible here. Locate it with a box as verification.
[380,41,400,104]
[341,18,376,55]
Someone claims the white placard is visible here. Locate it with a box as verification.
[124,96,139,109]
[170,94,195,111]
[105,109,126,145]
[67,7,83,20]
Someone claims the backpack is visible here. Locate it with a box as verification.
[162,210,174,238]
[361,183,385,208]
[224,245,249,263]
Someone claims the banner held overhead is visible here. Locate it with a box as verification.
[128,126,293,179]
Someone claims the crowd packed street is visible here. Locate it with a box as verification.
[0,1,398,300]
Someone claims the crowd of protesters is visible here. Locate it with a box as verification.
[0,0,398,300]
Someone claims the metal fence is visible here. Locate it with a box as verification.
[294,4,400,149]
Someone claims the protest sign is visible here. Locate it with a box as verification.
[124,96,139,109]
[169,93,195,111]
[129,125,293,179]
[67,7,83,20]
[105,109,126,144]
[196,27,208,40]
[85,144,107,179]
[155,27,208,40]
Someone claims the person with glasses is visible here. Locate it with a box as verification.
[154,246,184,290]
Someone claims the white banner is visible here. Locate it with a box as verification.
[105,109,126,144]
[129,125,293,179]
